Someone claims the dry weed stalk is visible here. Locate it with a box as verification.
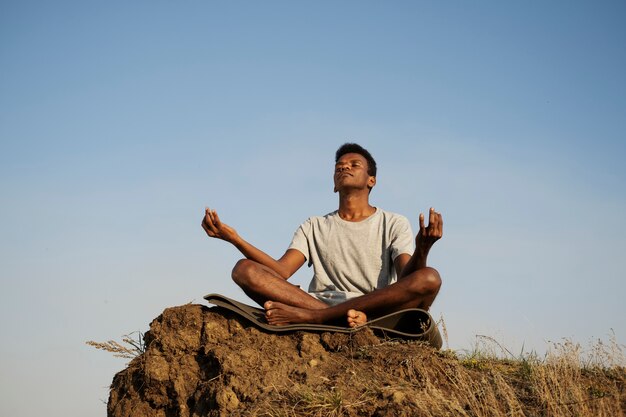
[86,331,145,359]
[437,313,450,351]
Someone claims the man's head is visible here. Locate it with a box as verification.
[334,143,377,193]
[335,143,377,177]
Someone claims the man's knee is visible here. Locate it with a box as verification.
[428,268,442,293]
[409,267,442,295]
[422,267,442,294]
[231,258,256,286]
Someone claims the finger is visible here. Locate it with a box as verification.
[204,207,214,224]
[202,215,212,230]
[209,211,221,233]
[212,210,222,226]
[202,222,215,237]
[208,219,219,234]
[419,213,425,233]
[430,210,440,232]
[428,207,436,230]
[202,217,216,233]
[205,210,220,234]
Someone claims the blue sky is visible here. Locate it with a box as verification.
[1,1,625,416]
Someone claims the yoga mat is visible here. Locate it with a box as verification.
[204,293,442,349]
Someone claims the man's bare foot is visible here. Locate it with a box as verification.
[347,309,367,328]
[264,301,320,326]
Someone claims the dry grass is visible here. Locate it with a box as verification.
[86,331,145,359]
[251,332,626,417]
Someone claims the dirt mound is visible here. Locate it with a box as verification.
[108,304,625,417]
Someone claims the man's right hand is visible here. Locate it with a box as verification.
[202,208,239,243]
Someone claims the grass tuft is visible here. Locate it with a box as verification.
[86,331,145,359]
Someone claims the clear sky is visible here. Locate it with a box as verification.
[1,1,625,416]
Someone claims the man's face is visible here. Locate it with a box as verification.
[333,152,376,192]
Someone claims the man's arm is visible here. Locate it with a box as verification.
[396,207,443,279]
[201,208,305,279]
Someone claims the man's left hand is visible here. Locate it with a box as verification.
[416,207,443,252]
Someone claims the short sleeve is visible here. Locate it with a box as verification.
[390,215,414,261]
[288,219,312,265]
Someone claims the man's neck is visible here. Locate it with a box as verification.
[337,191,375,222]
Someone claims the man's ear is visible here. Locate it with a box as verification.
[368,176,376,189]
[334,185,338,193]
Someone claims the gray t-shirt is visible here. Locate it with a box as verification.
[288,208,414,305]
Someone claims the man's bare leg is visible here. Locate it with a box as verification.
[232,259,368,326]
[231,258,327,310]
[264,267,441,326]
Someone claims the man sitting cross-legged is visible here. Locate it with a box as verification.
[201,143,443,328]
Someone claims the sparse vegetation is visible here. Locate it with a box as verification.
[252,335,625,417]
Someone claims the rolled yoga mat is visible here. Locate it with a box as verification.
[204,293,443,349]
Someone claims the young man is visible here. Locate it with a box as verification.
[202,143,443,327]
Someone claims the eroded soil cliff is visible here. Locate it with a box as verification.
[108,304,625,417]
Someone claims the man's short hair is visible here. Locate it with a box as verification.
[335,143,377,177]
